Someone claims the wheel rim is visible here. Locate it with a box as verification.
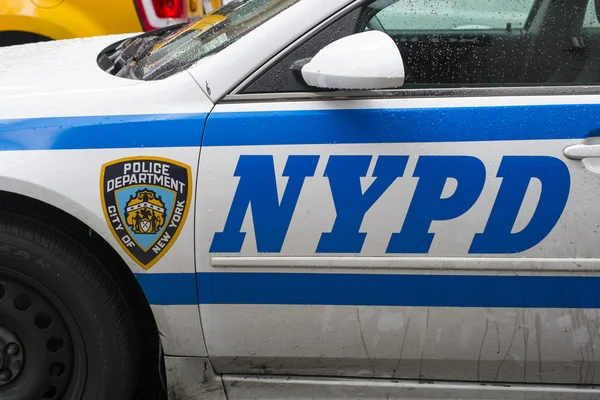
[0,275,77,399]
[0,326,24,385]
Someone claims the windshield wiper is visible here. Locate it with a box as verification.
[121,36,160,66]
[110,36,160,76]
[98,22,186,76]
[98,36,155,76]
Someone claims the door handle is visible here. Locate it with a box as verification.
[563,144,600,160]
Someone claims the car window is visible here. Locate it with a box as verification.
[371,0,534,31]
[244,0,600,94]
[133,0,300,80]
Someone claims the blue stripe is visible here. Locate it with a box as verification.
[137,272,600,308]
[5,105,600,150]
[204,105,600,146]
[135,273,198,305]
[0,114,206,150]
[196,273,600,308]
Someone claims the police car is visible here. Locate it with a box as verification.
[1,0,600,399]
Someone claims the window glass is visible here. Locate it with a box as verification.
[372,0,534,31]
[244,0,600,93]
[584,0,600,27]
[133,0,300,80]
[362,0,598,87]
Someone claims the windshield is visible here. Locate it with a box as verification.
[132,0,300,80]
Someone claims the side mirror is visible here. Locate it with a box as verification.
[299,31,405,90]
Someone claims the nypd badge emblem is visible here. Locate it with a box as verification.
[101,157,192,269]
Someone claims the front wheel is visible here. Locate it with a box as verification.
[0,214,139,400]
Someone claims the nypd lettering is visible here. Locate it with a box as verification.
[101,157,192,269]
[211,154,570,255]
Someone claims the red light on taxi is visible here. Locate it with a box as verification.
[152,0,185,18]
[134,0,189,31]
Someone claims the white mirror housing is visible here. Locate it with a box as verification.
[301,30,405,90]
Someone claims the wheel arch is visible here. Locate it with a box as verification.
[0,6,106,42]
[0,188,167,397]
[0,15,73,42]
[0,31,52,46]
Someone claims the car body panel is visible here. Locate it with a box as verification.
[221,375,600,400]
[0,34,214,357]
[190,95,600,384]
[0,147,209,357]
[0,35,211,119]
[0,35,139,98]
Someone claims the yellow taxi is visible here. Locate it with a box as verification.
[0,0,227,46]
[149,10,228,53]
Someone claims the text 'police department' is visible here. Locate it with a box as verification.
[105,160,187,194]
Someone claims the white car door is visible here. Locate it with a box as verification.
[196,0,600,385]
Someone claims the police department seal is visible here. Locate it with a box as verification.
[101,157,192,269]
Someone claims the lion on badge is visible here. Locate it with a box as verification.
[124,189,167,235]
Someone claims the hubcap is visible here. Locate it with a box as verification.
[0,327,24,385]
[0,277,75,399]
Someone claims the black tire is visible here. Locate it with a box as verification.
[0,213,139,400]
